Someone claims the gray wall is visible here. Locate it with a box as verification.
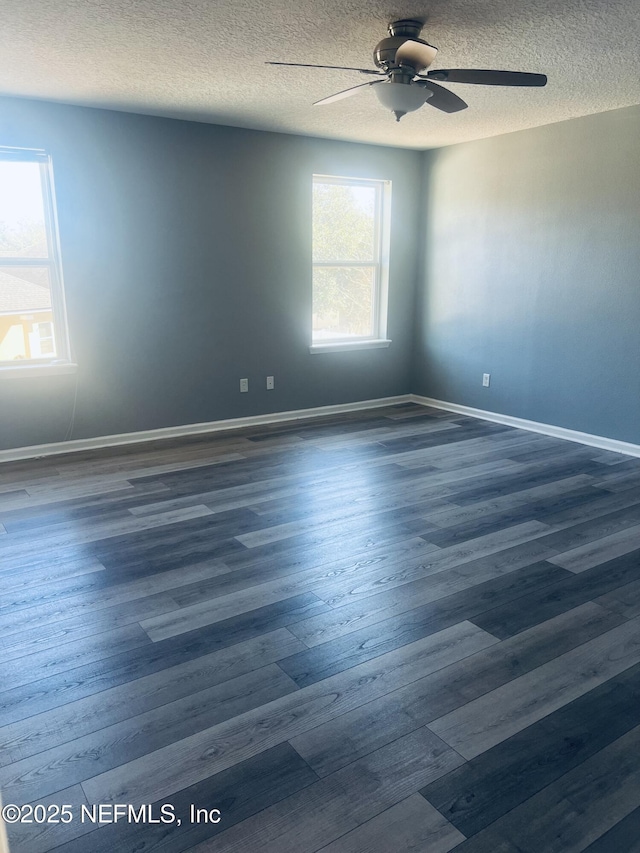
[4,95,639,453]
[414,104,640,445]
[0,97,422,450]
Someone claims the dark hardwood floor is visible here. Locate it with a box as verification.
[2,403,640,852]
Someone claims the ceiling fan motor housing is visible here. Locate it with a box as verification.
[374,19,432,72]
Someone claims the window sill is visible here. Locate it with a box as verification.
[0,362,78,379]
[309,339,392,354]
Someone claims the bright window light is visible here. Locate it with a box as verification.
[312,175,391,345]
[0,149,71,369]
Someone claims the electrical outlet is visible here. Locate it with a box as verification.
[482,373,491,387]
[240,378,249,393]
[266,376,274,390]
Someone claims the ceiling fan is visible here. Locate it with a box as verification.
[267,19,547,121]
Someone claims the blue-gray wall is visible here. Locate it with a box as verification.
[413,104,640,445]
[0,97,422,450]
[4,95,640,453]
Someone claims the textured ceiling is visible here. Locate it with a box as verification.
[1,0,640,149]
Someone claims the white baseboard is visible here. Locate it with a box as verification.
[4,392,639,464]
[410,395,640,459]
[0,395,413,464]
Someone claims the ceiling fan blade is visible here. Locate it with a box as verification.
[395,40,438,71]
[415,80,468,113]
[426,69,547,87]
[313,80,384,106]
[266,62,383,76]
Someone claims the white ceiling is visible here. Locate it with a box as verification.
[1,0,640,149]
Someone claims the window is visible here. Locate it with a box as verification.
[0,147,72,374]
[311,175,391,351]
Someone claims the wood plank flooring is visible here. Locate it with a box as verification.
[1,403,640,852]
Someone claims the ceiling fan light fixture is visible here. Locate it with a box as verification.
[374,81,433,121]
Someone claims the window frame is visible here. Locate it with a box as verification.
[0,146,74,377]
[310,174,392,353]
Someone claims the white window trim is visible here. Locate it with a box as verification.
[309,339,391,354]
[0,146,74,375]
[311,174,392,351]
[0,361,77,379]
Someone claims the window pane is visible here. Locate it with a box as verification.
[313,182,376,262]
[0,266,57,361]
[312,266,375,340]
[0,161,49,258]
